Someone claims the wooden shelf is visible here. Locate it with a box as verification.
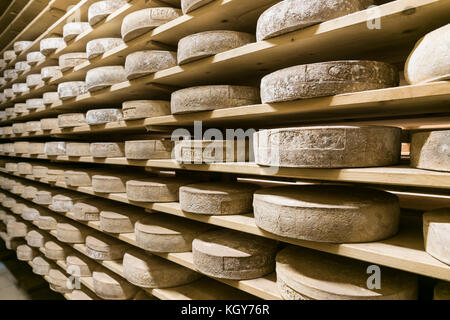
[0,1,29,43]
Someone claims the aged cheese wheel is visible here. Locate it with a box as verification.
[57,81,87,100]
[14,141,29,153]
[121,7,181,42]
[179,182,258,215]
[45,141,66,156]
[59,52,88,72]
[18,162,33,174]
[17,244,38,261]
[178,31,254,65]
[11,203,26,215]
[40,37,66,56]
[4,50,16,62]
[174,139,249,163]
[14,41,32,54]
[181,0,214,14]
[38,214,64,231]
[254,126,401,168]
[253,185,400,243]
[34,190,54,205]
[25,121,41,132]
[135,215,210,252]
[15,61,31,74]
[58,113,86,128]
[93,270,139,300]
[12,184,25,195]
[405,24,450,85]
[32,165,48,177]
[44,241,67,260]
[26,98,44,110]
[100,209,142,233]
[32,256,52,275]
[22,206,41,221]
[12,83,29,94]
[29,142,46,155]
[26,74,44,88]
[26,230,48,247]
[276,246,418,300]
[124,50,177,80]
[41,66,63,81]
[125,140,173,160]
[88,0,128,26]
[63,22,92,42]
[66,142,91,157]
[4,69,18,81]
[66,255,96,277]
[3,142,14,151]
[5,107,16,117]
[123,249,201,288]
[7,221,28,238]
[126,177,193,202]
[86,37,124,59]
[86,234,128,260]
[434,282,450,300]
[86,66,127,92]
[423,208,450,265]
[171,85,260,114]
[410,130,449,172]
[92,174,131,193]
[43,92,61,106]
[27,51,45,66]
[90,142,124,158]
[56,222,89,243]
[64,170,94,187]
[12,123,25,134]
[23,186,38,199]
[192,229,278,280]
[3,214,16,225]
[52,193,91,213]
[40,118,59,130]
[122,100,170,120]
[49,269,72,293]
[86,108,123,124]
[73,198,116,221]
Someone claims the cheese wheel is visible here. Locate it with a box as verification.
[44,241,68,260]
[254,126,401,168]
[180,182,258,215]
[34,190,54,205]
[14,141,29,153]
[4,88,15,99]
[4,50,16,62]
[261,61,399,103]
[32,256,52,275]
[5,237,26,251]
[59,52,88,72]
[26,230,48,247]
[49,269,72,293]
[22,206,41,221]
[18,162,32,174]
[121,8,181,42]
[66,142,91,157]
[434,282,450,300]
[15,61,31,73]
[25,121,41,132]
[12,123,25,134]
[257,0,373,41]
[93,270,139,300]
[86,234,128,260]
[73,198,117,221]
[28,143,46,155]
[410,130,449,172]
[64,170,94,187]
[134,215,210,253]
[3,141,14,151]
[276,246,418,300]
[174,140,249,163]
[123,249,201,288]
[40,118,59,130]
[40,37,66,56]
[27,51,45,66]
[86,37,124,59]
[92,174,131,193]
[14,41,32,54]
[181,0,214,14]
[51,193,91,213]
[58,113,86,128]
[11,203,26,215]
[126,177,193,202]
[171,85,260,114]
[57,81,87,100]
[4,69,18,81]
[56,222,89,243]
[38,214,64,231]
[12,83,29,94]
[100,209,142,233]
[17,244,38,261]
[11,184,25,195]
[66,255,96,277]
[90,142,124,158]
[86,66,127,92]
[63,22,92,42]
[44,141,66,156]
[32,165,48,176]
[192,229,278,280]
[4,162,17,172]
[88,0,128,26]
[23,186,38,199]
[7,221,28,238]
[405,24,450,84]
[86,108,123,124]
[122,100,170,120]
[423,208,450,265]
[26,98,44,110]
[124,50,177,80]
[41,66,62,81]
[125,140,173,160]
[5,108,15,118]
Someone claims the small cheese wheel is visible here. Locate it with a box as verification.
[121,7,181,42]
[12,83,29,94]
[88,0,128,26]
[124,50,177,80]
[126,177,193,202]
[26,98,44,110]
[43,92,61,106]
[63,22,92,42]
[64,170,94,187]
[26,230,48,247]
[14,41,32,54]
[86,37,124,59]
[14,141,29,153]
[125,140,173,160]
[59,52,88,72]
[171,85,260,114]
[92,174,130,193]
[17,162,33,174]
[28,143,46,155]
[4,50,16,62]
[100,209,142,233]
[90,142,124,158]
[434,282,450,300]
[41,66,62,81]
[57,81,87,100]
[66,142,91,157]
[405,24,450,84]
[180,182,258,215]
[44,141,66,156]
[254,126,401,168]
[44,241,67,260]
[52,193,91,212]
[58,113,86,128]
[134,215,210,252]
[34,190,54,205]
[22,206,41,221]
[423,208,450,265]
[4,88,15,99]
[122,100,170,120]
[11,203,26,215]
[192,229,278,280]
[38,214,64,231]
[40,118,59,130]
[86,234,128,260]
[410,130,449,172]
[123,249,201,288]
[4,69,18,81]
[12,123,25,134]
[32,256,52,275]
[32,164,48,176]
[27,51,45,66]
[86,66,127,92]
[14,103,27,113]
[23,186,38,199]
[15,61,31,73]
[56,222,89,243]
[66,255,96,277]
[40,38,66,56]
[7,221,28,238]
[11,184,25,195]
[93,270,139,300]
[17,244,38,261]
[276,246,418,300]
[261,61,399,103]
[25,121,41,132]
[253,185,400,243]
[73,198,117,221]
[181,0,214,14]
[4,163,17,172]
[86,108,123,124]
[174,140,249,163]
[49,269,72,293]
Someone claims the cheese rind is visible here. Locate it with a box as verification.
[56,223,89,243]
[58,113,86,128]
[410,130,450,172]
[15,61,31,73]
[126,177,192,202]
[90,142,125,158]
[59,53,88,72]
[423,208,450,266]
[124,50,177,80]
[63,22,93,42]
[41,66,63,81]
[44,141,66,156]
[26,74,44,88]
[40,38,66,56]
[86,234,128,260]
[174,140,249,163]
[86,37,124,59]
[4,50,16,62]
[57,81,87,100]
[122,100,170,120]
[40,118,59,130]
[26,98,44,110]
[26,51,45,66]
[93,270,139,300]
[86,108,123,124]
[125,140,173,160]
[88,0,128,26]
[181,0,214,14]
[85,66,127,92]
[66,142,91,157]
[14,41,32,54]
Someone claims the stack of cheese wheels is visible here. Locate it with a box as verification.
[434,282,450,300]
[86,38,124,59]
[32,256,52,275]
[174,139,249,163]
[66,254,96,277]
[63,22,92,42]
[93,270,139,300]
[123,249,201,288]
[124,140,173,160]
[58,113,86,128]
[56,222,90,243]
[134,214,210,252]
[41,66,63,81]
[27,51,45,66]
[276,246,418,300]
[73,198,118,221]
[192,229,278,280]
[85,66,127,91]
[40,38,65,56]
[44,141,66,156]
[86,108,123,125]
[181,0,215,13]
[88,0,127,26]
[91,142,125,158]
[254,126,401,168]
[86,233,128,260]
[126,176,195,202]
[26,98,44,110]
[65,142,91,157]
[410,130,449,172]
[57,81,87,100]
[17,244,38,261]
[44,240,68,260]
[14,41,32,54]
[423,208,450,265]
[49,269,72,293]
[253,185,400,243]
[124,50,177,80]
[99,206,143,233]
[59,53,88,72]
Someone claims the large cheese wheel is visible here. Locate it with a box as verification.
[7,221,28,238]
[86,234,128,260]
[3,141,14,151]
[44,241,67,260]
[28,143,46,155]
[261,60,399,103]
[66,142,91,157]
[25,121,41,132]
[254,126,401,168]
[26,230,48,247]
[41,66,62,81]
[121,8,181,42]
[49,269,72,293]
[43,92,62,105]
[178,31,254,65]
[86,66,127,92]
[64,170,94,187]
[32,256,52,275]
[32,164,47,176]
[34,190,54,205]
[26,98,44,110]
[192,229,278,280]
[86,38,124,59]
[18,162,32,174]
[92,174,131,193]
[174,139,249,163]
[12,83,29,94]
[124,50,177,80]
[4,50,16,62]
[4,69,18,81]
[26,74,44,88]
[276,246,418,300]
[14,41,32,54]
[66,255,96,277]
[38,215,64,231]
[13,141,29,153]
[423,208,450,265]
[22,206,41,222]
[171,85,260,114]
[26,51,45,66]
[63,22,93,42]
[40,118,59,130]
[40,38,66,56]
[44,141,66,156]
[253,185,400,243]
[58,81,87,100]
[73,198,116,221]
[100,208,142,233]
[181,0,214,14]
[59,53,88,72]
[134,215,210,252]
[86,108,123,124]
[257,0,373,41]
[125,140,173,160]
[52,193,91,213]
[17,244,38,261]
[4,163,17,172]
[405,24,450,85]
[58,113,86,128]
[88,0,128,26]
[122,100,170,120]
[126,177,193,202]
[410,130,449,172]
[12,184,25,195]
[90,142,124,158]
[434,282,450,300]
[23,186,38,199]
[12,203,26,215]
[93,270,139,300]
[15,61,31,74]
[123,249,201,288]
[12,123,25,134]
[56,222,89,243]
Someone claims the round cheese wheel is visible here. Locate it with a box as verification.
[23,186,38,199]
[254,126,401,168]
[26,98,44,110]
[2,128,12,137]
[86,66,127,92]
[15,61,30,73]
[11,203,26,215]
[57,81,87,100]
[4,50,16,62]
[49,269,72,293]
[4,69,18,81]
[174,139,249,163]
[44,241,67,260]
[56,222,89,243]
[121,7,181,42]
[12,123,25,134]
[92,174,129,193]
[124,50,177,80]
[100,209,142,233]
[14,41,32,54]
[13,141,29,153]
[181,0,214,14]
[32,256,52,275]
[126,177,193,202]
[44,141,66,156]
[63,22,92,42]
[253,185,400,243]
[66,255,95,277]
[59,53,88,72]
[64,170,94,187]
[18,162,33,174]
[14,103,27,114]
[40,37,66,56]
[86,37,124,60]
[86,108,123,124]
[88,0,128,26]
[32,165,48,177]
[423,208,450,265]
[12,184,25,195]
[5,163,18,172]
[58,113,86,128]
[41,66,62,81]
[73,198,116,221]
[122,100,170,120]
[276,246,418,300]
[43,92,61,105]
[26,230,48,247]
[26,51,45,66]
[12,83,29,94]
[17,244,38,261]
[86,234,128,260]
[171,85,260,114]
[125,140,173,160]
[52,193,91,213]
[40,118,59,130]
[34,190,54,205]
[410,130,449,172]
[192,229,278,280]
[90,142,124,158]
[22,206,41,221]
[7,221,28,238]
[25,121,41,132]
[28,143,46,155]
[66,142,91,157]
[93,270,139,300]
[4,88,15,99]
[38,214,64,231]
[434,282,450,300]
